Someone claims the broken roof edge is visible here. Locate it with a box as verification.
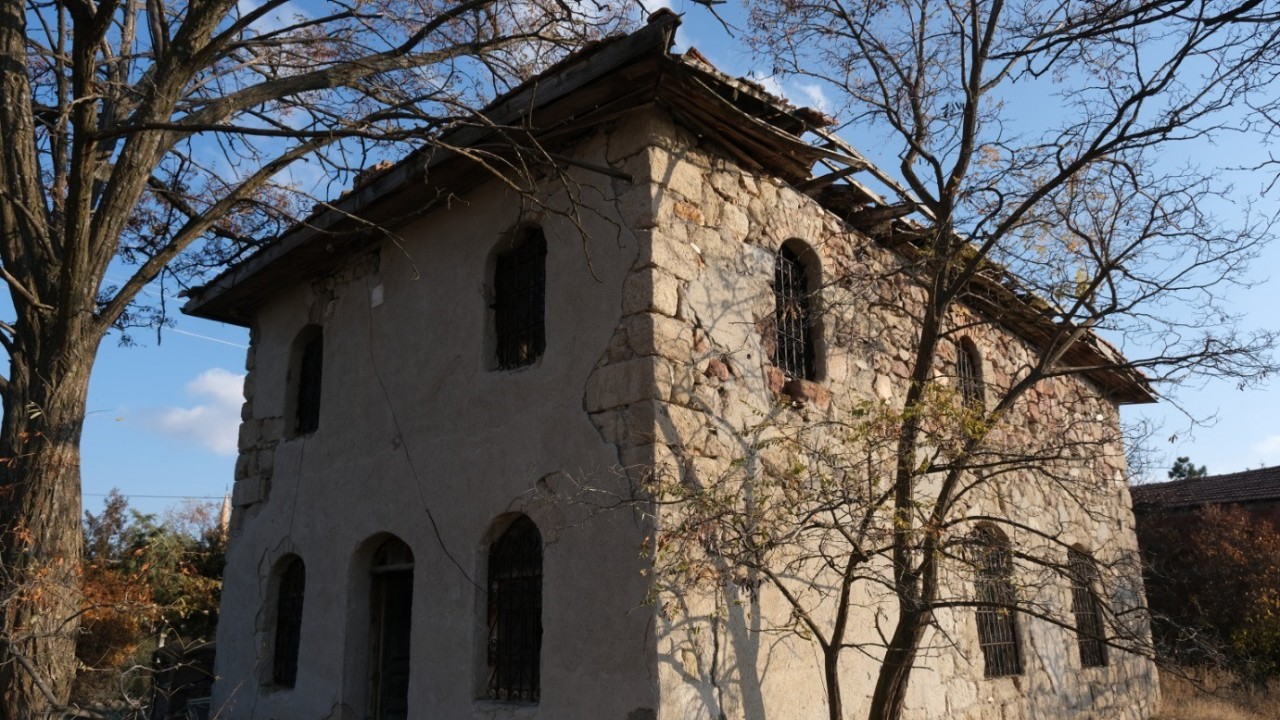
[181,10,685,322]
[178,11,1153,407]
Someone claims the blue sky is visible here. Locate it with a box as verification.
[80,3,1280,518]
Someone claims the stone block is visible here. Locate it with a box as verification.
[652,357,701,406]
[636,234,699,281]
[234,452,256,481]
[625,313,696,361]
[590,410,627,445]
[766,366,786,396]
[703,357,732,382]
[260,417,285,443]
[782,379,831,411]
[672,201,703,225]
[653,402,709,448]
[650,149,705,200]
[618,442,680,485]
[719,203,749,243]
[238,421,261,452]
[585,358,653,412]
[232,475,266,507]
[622,269,681,318]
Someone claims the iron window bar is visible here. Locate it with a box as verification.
[957,340,984,409]
[774,245,815,381]
[487,516,543,702]
[971,527,1024,678]
[1068,549,1109,668]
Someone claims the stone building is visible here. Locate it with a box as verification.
[183,12,1159,720]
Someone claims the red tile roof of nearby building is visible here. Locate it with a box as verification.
[1130,466,1280,510]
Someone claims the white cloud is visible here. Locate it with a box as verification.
[149,368,246,456]
[747,72,785,99]
[794,82,830,112]
[1252,435,1280,465]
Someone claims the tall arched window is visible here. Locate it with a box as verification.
[957,337,984,409]
[493,227,547,369]
[289,325,323,436]
[272,555,306,687]
[774,242,818,381]
[487,516,543,702]
[971,525,1023,678]
[1068,547,1109,668]
[370,538,414,720]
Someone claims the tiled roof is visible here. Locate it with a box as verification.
[1131,466,1280,509]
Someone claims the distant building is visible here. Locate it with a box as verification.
[183,12,1158,720]
[1131,466,1280,528]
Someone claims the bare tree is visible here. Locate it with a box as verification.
[638,1,1280,719]
[0,0,629,714]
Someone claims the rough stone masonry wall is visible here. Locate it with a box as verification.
[620,112,1158,720]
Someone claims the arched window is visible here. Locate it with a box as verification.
[971,525,1023,678]
[289,325,324,436]
[957,337,984,409]
[774,242,818,381]
[370,538,414,720]
[493,227,547,369]
[272,555,306,687]
[487,516,543,702]
[1068,547,1109,668]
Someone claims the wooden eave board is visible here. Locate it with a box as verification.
[182,19,680,325]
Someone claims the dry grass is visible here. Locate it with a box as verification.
[1152,669,1280,720]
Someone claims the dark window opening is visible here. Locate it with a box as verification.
[370,539,413,720]
[971,526,1023,678]
[1069,548,1109,668]
[494,228,547,369]
[272,556,305,687]
[294,329,323,435]
[487,516,542,702]
[774,244,816,381]
[957,338,984,409]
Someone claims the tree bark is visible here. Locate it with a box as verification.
[867,608,929,720]
[0,321,99,718]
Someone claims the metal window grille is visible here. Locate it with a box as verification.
[295,331,323,434]
[1068,548,1109,668]
[494,229,547,369]
[774,245,815,380]
[487,516,542,702]
[272,557,306,687]
[957,340,983,409]
[972,527,1023,678]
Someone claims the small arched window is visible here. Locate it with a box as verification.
[290,325,323,436]
[1068,547,1109,668]
[970,525,1023,678]
[487,516,543,702]
[493,227,547,369]
[957,337,984,409]
[272,555,306,687]
[774,242,818,381]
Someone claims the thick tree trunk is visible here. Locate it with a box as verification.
[0,336,98,718]
[866,609,929,720]
[824,647,843,720]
